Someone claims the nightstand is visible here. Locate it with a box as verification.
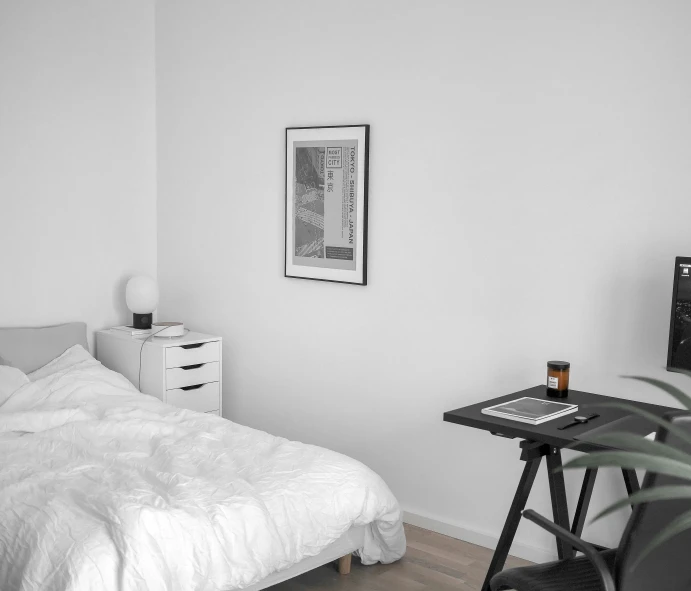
[96,329,223,416]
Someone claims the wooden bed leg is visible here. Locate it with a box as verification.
[337,554,352,575]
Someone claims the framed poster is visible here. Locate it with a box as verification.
[285,124,369,285]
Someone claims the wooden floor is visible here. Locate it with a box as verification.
[273,523,532,590]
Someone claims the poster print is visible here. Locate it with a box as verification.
[285,125,369,285]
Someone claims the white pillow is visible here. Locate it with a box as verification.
[27,345,96,382]
[0,366,30,405]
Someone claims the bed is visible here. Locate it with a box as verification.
[0,323,405,591]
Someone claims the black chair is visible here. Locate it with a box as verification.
[490,414,691,591]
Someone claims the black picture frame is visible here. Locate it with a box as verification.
[284,124,369,286]
[667,256,691,373]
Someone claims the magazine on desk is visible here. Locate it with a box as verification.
[482,397,578,425]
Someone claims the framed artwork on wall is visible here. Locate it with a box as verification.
[285,124,369,286]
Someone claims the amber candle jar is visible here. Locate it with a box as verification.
[547,361,570,398]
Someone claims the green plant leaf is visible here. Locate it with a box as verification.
[578,431,691,465]
[623,376,691,412]
[562,451,691,481]
[631,508,691,570]
[576,402,691,449]
[590,485,691,522]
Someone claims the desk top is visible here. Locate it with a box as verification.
[443,385,677,451]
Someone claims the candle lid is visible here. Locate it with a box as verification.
[547,360,570,370]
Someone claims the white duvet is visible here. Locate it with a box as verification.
[0,347,405,591]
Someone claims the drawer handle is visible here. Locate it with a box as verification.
[180,363,204,370]
[181,343,204,350]
[180,384,204,391]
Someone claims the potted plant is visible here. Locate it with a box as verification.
[562,376,691,566]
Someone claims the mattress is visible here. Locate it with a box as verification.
[0,345,405,591]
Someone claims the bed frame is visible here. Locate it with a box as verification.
[0,322,358,589]
[245,525,362,590]
[0,322,89,373]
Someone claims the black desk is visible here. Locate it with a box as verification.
[444,385,676,591]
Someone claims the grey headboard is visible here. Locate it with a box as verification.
[0,322,88,373]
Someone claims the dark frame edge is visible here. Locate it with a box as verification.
[361,124,370,286]
[284,127,289,279]
[667,256,691,372]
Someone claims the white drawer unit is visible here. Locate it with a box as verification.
[96,329,223,416]
[166,341,219,368]
[166,362,219,389]
[166,382,220,413]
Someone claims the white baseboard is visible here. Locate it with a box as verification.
[402,510,558,564]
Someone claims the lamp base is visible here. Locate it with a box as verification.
[132,313,152,329]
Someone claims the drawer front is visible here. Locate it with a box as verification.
[166,341,220,369]
[166,362,220,390]
[166,382,219,413]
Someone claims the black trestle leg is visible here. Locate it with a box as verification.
[622,468,640,508]
[546,448,572,559]
[571,468,598,538]
[481,446,543,591]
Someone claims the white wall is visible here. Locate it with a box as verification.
[0,1,157,341]
[156,1,691,560]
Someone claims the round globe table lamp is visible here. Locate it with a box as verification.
[126,276,159,329]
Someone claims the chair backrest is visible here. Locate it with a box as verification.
[616,413,691,591]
